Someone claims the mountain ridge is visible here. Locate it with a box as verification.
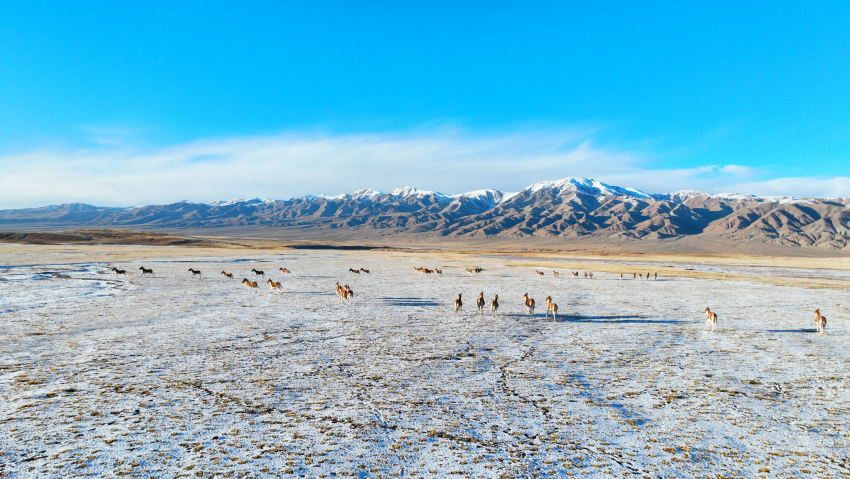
[2,177,849,250]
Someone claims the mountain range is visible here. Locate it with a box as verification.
[2,177,849,250]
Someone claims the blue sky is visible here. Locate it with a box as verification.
[1,1,848,207]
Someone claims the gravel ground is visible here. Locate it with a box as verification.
[1,249,848,478]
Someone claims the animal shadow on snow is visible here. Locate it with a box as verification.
[767,329,819,333]
[380,297,442,307]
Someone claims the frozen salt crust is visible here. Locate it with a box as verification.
[1,252,849,478]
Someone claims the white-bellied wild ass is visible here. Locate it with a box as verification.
[553,271,559,278]
[814,309,827,335]
[536,270,544,277]
[704,307,718,331]
[545,296,558,321]
[349,268,361,274]
[360,268,370,274]
[489,294,499,316]
[343,285,354,303]
[523,293,535,316]
[251,268,265,278]
[279,268,291,275]
[139,267,154,277]
[221,271,234,280]
[242,278,259,293]
[454,293,463,316]
[188,268,201,279]
[476,292,485,315]
[111,267,127,275]
[267,279,283,294]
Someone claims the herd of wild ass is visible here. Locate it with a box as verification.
[111,264,829,335]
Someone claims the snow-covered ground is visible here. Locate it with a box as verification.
[1,249,848,478]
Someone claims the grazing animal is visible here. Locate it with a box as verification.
[221,271,234,280]
[138,267,154,277]
[489,294,499,316]
[523,293,536,316]
[453,293,463,316]
[349,268,361,274]
[242,278,259,293]
[267,279,283,294]
[111,267,127,275]
[360,268,370,274]
[536,270,544,277]
[704,307,718,331]
[251,268,265,278]
[545,296,558,321]
[188,268,202,279]
[279,268,291,275]
[476,292,485,315]
[553,271,559,278]
[814,309,827,335]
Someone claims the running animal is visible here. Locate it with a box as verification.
[349,268,361,274]
[435,269,442,275]
[536,270,544,277]
[343,285,354,303]
[476,292,485,315]
[242,278,259,293]
[188,268,201,279]
[523,293,536,316]
[545,296,558,321]
[489,295,499,316]
[360,268,370,274]
[279,268,291,275]
[814,309,827,335]
[221,271,234,280]
[553,271,560,278]
[588,272,593,279]
[266,279,282,294]
[704,307,718,331]
[453,293,463,316]
[251,269,265,278]
[111,267,127,276]
[138,267,154,277]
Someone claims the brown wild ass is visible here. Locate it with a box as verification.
[814,309,827,335]
[545,296,558,321]
[266,279,283,294]
[523,293,536,316]
[242,278,259,293]
[704,307,718,331]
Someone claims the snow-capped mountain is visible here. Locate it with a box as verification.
[2,176,848,249]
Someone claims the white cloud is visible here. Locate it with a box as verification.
[0,131,847,208]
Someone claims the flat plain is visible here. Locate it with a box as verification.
[1,244,848,478]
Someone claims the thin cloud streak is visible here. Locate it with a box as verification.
[0,132,847,209]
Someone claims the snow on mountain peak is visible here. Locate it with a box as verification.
[523,177,651,199]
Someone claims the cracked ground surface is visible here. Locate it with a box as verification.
[1,247,849,478]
